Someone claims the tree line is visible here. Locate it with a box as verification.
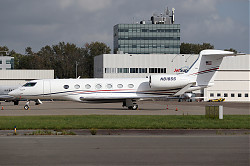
[0,42,111,78]
[0,42,237,78]
[180,43,237,54]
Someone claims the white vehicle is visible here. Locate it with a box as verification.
[9,50,242,110]
[0,85,20,105]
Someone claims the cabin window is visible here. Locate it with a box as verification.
[224,93,228,97]
[23,82,37,87]
[117,84,123,88]
[85,84,91,89]
[210,93,214,97]
[217,93,221,97]
[63,85,69,89]
[96,84,102,89]
[238,93,242,97]
[245,93,249,97]
[74,84,80,89]
[128,84,134,88]
[106,84,112,89]
[231,93,235,97]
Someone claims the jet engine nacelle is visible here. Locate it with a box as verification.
[149,75,192,89]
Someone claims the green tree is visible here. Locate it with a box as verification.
[0,45,9,56]
[180,43,214,54]
[224,48,237,54]
[83,42,111,78]
[1,41,111,78]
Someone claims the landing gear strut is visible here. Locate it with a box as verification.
[123,99,138,110]
[24,101,30,110]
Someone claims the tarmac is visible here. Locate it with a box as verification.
[0,100,249,116]
[0,135,249,165]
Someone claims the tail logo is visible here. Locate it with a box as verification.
[174,66,189,73]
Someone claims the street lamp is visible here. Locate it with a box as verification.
[76,61,79,78]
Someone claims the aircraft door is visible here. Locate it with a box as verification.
[43,80,51,97]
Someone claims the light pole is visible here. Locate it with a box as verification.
[75,61,78,78]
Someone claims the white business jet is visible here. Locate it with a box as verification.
[9,50,241,110]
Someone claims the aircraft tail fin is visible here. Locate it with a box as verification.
[185,50,238,87]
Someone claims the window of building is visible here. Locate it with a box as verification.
[224,93,228,97]
[217,93,221,97]
[117,84,123,88]
[245,93,248,97]
[106,84,112,89]
[149,68,166,73]
[6,60,11,64]
[210,93,214,97]
[128,84,134,88]
[139,68,147,73]
[63,85,69,89]
[105,68,116,73]
[0,60,2,64]
[238,93,242,97]
[117,68,129,73]
[130,68,138,73]
[231,93,235,97]
[74,84,80,89]
[85,84,91,89]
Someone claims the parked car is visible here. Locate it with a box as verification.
[208,98,225,102]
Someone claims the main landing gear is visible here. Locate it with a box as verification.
[123,99,138,110]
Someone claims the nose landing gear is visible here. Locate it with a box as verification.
[23,99,42,110]
[24,101,30,110]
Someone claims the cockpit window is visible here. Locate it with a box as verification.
[23,82,37,87]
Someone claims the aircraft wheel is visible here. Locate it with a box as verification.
[14,100,19,105]
[128,105,138,110]
[24,105,29,110]
[128,106,133,110]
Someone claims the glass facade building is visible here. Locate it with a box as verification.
[0,56,14,70]
[113,24,180,54]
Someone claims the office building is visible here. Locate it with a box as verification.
[0,56,14,70]
[113,8,180,54]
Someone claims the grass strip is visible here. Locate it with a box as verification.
[0,115,249,130]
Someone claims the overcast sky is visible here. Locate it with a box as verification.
[0,0,249,54]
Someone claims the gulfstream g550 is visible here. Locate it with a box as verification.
[9,50,241,110]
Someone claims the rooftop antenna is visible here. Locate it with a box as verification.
[166,7,169,15]
[172,8,175,23]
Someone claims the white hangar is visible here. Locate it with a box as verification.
[0,70,54,86]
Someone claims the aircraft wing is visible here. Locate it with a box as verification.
[79,95,171,102]
[173,82,196,96]
[0,95,15,100]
